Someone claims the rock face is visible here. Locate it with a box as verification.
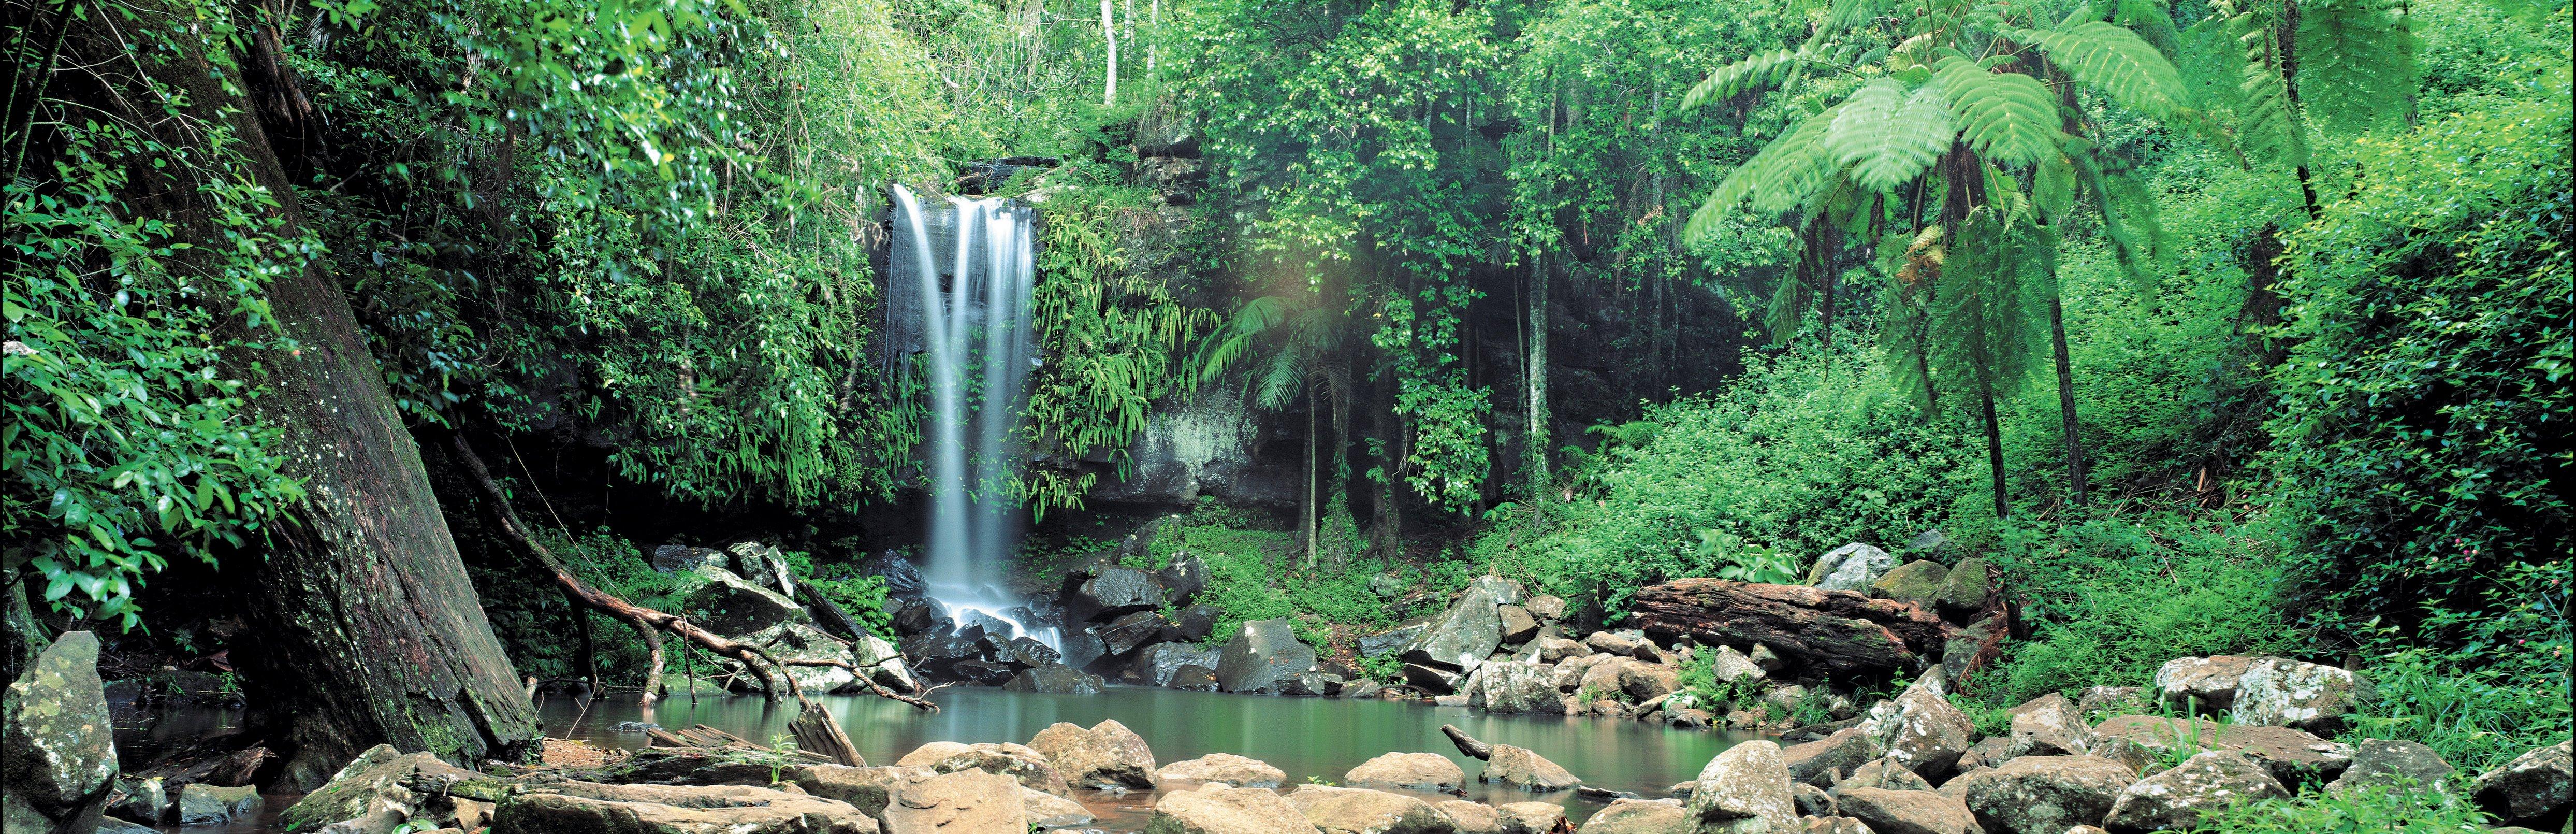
[1576,799,1689,834]
[2471,740,2572,828]
[1400,587,1506,672]
[2325,738,2456,796]
[1686,741,1798,834]
[1280,785,1450,834]
[672,566,812,635]
[1147,785,1323,834]
[1028,720,1159,790]
[281,743,487,830]
[895,741,1072,796]
[1781,728,1884,786]
[2,632,117,834]
[2091,715,2352,786]
[1216,620,1319,694]
[1160,754,1287,788]
[1462,662,1563,715]
[493,781,879,834]
[2102,750,2288,833]
[1857,680,1976,781]
[2231,658,2376,733]
[1946,755,2135,834]
[2150,656,2260,712]
[1832,787,1978,834]
[1629,580,1952,677]
[1344,753,1465,793]
[1807,543,1898,592]
[1482,745,1581,792]
[880,769,1026,834]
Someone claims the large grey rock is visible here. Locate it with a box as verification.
[1837,756,1935,794]
[2325,738,2456,796]
[1522,596,1567,623]
[1136,642,1225,688]
[1344,754,1464,793]
[1857,679,1975,781]
[1781,728,1884,787]
[1686,741,1798,834]
[1521,637,1589,664]
[652,544,731,573]
[1833,787,1977,834]
[1171,605,1223,643]
[1462,662,1562,714]
[850,634,921,693]
[1216,619,1317,694]
[1360,620,1433,659]
[2471,740,2571,828]
[2150,656,2261,713]
[1280,785,1453,834]
[1707,646,1766,687]
[1807,543,1898,592]
[1158,554,1211,605]
[174,783,259,826]
[2102,749,2288,833]
[2,631,117,833]
[1004,664,1104,694]
[895,741,1072,796]
[281,743,487,831]
[1147,785,1322,834]
[731,621,866,695]
[1575,799,1688,834]
[493,781,877,834]
[2091,715,2352,786]
[1063,566,1167,624]
[105,774,166,826]
[878,769,1024,834]
[1406,663,1466,695]
[1868,562,1949,610]
[1929,557,1994,617]
[1400,587,1505,671]
[672,566,811,636]
[1582,631,1649,657]
[1481,745,1580,792]
[1160,754,1286,788]
[2230,658,2376,734]
[1096,611,1176,657]
[1946,755,2135,834]
[1468,576,1524,605]
[1027,720,1159,790]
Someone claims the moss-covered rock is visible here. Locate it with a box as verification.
[670,566,811,636]
[2,631,117,833]
[1870,560,1949,609]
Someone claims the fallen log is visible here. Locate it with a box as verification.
[1629,579,1952,677]
[1439,724,1492,760]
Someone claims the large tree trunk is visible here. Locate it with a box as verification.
[112,0,542,789]
[2047,295,2089,508]
[1979,385,2009,519]
[1525,252,1549,495]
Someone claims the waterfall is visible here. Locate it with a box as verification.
[890,185,1056,650]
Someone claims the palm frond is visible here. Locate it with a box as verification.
[1193,295,1293,384]
[2230,8,2312,167]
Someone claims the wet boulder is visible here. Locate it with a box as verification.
[1160,754,1286,788]
[1280,785,1452,834]
[1170,665,1220,691]
[652,544,730,573]
[672,566,811,636]
[2,631,118,834]
[1027,720,1158,790]
[898,631,983,680]
[895,742,1071,797]
[2471,740,2571,829]
[1630,580,1952,678]
[1685,740,1799,834]
[1096,611,1176,658]
[1344,753,1465,793]
[2231,658,2377,734]
[1281,672,1345,697]
[1148,785,1321,834]
[1003,664,1104,695]
[1134,642,1224,688]
[1946,755,2136,834]
[174,783,259,826]
[104,775,166,826]
[1215,619,1318,694]
[1461,662,1561,714]
[1056,630,1109,673]
[891,599,945,637]
[1170,605,1222,643]
[2102,750,2288,833]
[856,552,926,597]
[1806,543,1898,592]
[1399,587,1505,671]
[1158,554,1211,605]
[1061,565,1166,624]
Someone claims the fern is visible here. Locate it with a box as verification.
[2114,0,2185,61]
[2296,0,2415,134]
[2229,8,2312,167]
[1827,78,1954,193]
[1683,49,1802,109]
[2018,22,2192,118]
[1936,57,2061,165]
[1687,102,1843,239]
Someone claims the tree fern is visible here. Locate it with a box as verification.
[2296,0,2415,134]
[2228,5,2312,167]
[2017,22,2192,118]
[1827,78,1954,193]
[1931,204,2042,398]
[1686,102,1842,239]
[1682,49,1801,109]
[2114,0,2185,61]
[1937,56,2062,165]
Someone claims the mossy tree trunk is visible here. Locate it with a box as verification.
[98,0,543,789]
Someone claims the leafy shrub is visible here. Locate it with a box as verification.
[1144,520,1393,648]
[1988,516,2307,705]
[2190,781,2491,833]
[2348,647,2574,772]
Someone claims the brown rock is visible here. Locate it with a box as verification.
[1857,681,1975,781]
[895,741,1071,796]
[1835,786,1978,834]
[1631,580,1951,678]
[880,769,1026,834]
[1148,785,1322,834]
[794,765,933,819]
[1781,727,1885,786]
[1481,745,1580,792]
[1793,782,1837,817]
[2102,749,2288,833]
[490,781,878,834]
[2006,693,2092,758]
[1027,720,1158,789]
[1492,801,1565,834]
[1280,785,1452,834]
[1344,753,1465,793]
[2149,656,2260,712]
[1946,755,2135,834]
[2471,740,2572,827]
[1835,756,1934,794]
[2091,715,2351,786]
[1575,799,1688,834]
[1023,787,1093,829]
[1497,607,1540,645]
[1160,754,1287,788]
[1686,741,1799,834]
[1434,800,1501,834]
[1800,817,1873,834]
[1619,664,1682,702]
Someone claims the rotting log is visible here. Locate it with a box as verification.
[75,0,548,787]
[1440,724,1493,760]
[1629,579,1953,677]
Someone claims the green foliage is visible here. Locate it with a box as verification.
[1144,517,1392,647]
[2017,21,2194,118]
[1934,57,2062,166]
[3,1,307,628]
[804,564,895,640]
[1827,78,1953,193]
[2294,0,2421,133]
[2347,646,2573,772]
[2190,781,2491,833]
[1693,530,1803,583]
[1988,517,2306,704]
[2260,75,2572,669]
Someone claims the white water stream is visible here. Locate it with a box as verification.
[891,185,1057,650]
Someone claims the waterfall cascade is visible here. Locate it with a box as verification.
[889,185,1057,650]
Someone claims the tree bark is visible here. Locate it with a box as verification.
[1526,251,1549,495]
[1100,0,1117,105]
[91,3,548,787]
[1629,579,1953,678]
[1979,385,2009,519]
[2046,295,2088,508]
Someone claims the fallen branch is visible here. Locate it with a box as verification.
[1438,724,1492,760]
[777,657,940,711]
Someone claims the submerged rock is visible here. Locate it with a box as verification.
[2,631,118,834]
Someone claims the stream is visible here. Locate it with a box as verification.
[118,686,1757,831]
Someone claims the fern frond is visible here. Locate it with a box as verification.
[2018,22,2191,118]
[1194,295,1292,383]
[2296,0,2415,134]
[2231,11,2312,167]
[1683,49,1802,110]
[1936,57,2061,165]
[1686,104,1842,240]
[1827,78,1955,193]
[2073,152,2168,289]
[1812,0,1891,46]
[2114,0,2185,60]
